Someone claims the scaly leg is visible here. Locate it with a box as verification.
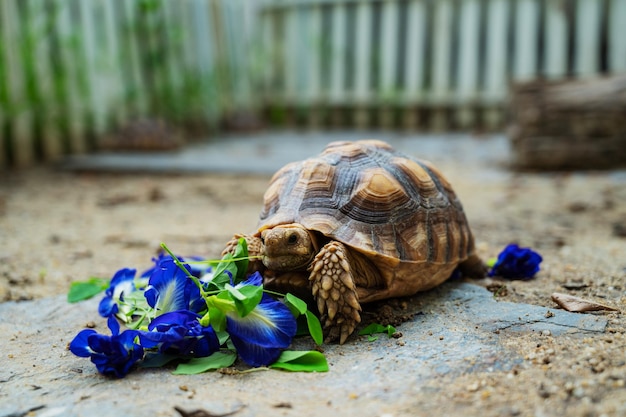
[309,241,361,344]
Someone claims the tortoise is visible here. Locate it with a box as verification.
[223,140,485,343]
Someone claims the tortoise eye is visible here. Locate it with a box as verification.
[287,233,298,244]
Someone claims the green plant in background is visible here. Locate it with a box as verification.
[119,0,237,136]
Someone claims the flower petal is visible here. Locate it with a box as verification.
[236,271,263,288]
[140,310,220,357]
[142,254,211,279]
[69,329,97,357]
[226,294,297,366]
[230,341,283,367]
[488,244,543,279]
[98,268,137,318]
[107,315,121,336]
[98,296,119,318]
[144,259,197,314]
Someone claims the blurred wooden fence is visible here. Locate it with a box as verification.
[257,0,626,130]
[1,0,626,168]
[0,0,255,168]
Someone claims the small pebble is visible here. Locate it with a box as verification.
[541,330,551,336]
[467,382,480,392]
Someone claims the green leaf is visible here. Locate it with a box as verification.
[209,253,238,290]
[232,237,249,283]
[367,335,379,342]
[269,350,329,372]
[225,283,246,300]
[208,306,226,332]
[305,310,324,345]
[228,284,263,317]
[139,353,180,368]
[284,293,307,316]
[172,351,237,375]
[67,277,109,303]
[215,330,230,346]
[358,323,396,337]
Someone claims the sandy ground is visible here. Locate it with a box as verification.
[1,135,625,416]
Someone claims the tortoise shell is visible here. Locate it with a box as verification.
[257,140,477,299]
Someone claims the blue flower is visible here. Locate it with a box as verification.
[69,316,144,378]
[144,258,205,315]
[139,310,220,357]
[488,244,543,280]
[98,268,138,318]
[226,290,297,367]
[141,254,212,280]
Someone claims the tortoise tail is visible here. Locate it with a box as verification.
[458,254,487,278]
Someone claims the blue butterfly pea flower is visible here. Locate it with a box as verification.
[139,310,220,357]
[225,274,297,366]
[488,244,543,280]
[144,258,205,315]
[141,254,212,280]
[98,268,138,318]
[69,316,144,378]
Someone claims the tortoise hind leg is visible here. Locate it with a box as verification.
[458,253,487,278]
[309,241,361,344]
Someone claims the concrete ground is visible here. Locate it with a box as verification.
[1,131,625,417]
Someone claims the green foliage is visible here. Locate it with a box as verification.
[67,277,109,303]
[269,350,329,372]
[359,323,397,339]
[284,293,323,345]
[172,351,237,375]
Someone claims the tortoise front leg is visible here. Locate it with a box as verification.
[309,241,361,344]
[221,233,264,275]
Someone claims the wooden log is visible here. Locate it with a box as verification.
[508,75,626,170]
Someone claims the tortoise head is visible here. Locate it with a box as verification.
[260,223,317,271]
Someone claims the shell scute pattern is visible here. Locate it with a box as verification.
[259,140,474,266]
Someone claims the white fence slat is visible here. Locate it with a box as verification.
[6,0,35,167]
[513,0,540,81]
[191,0,219,121]
[354,1,372,103]
[258,6,274,99]
[103,0,127,127]
[574,0,601,76]
[37,0,65,160]
[122,0,148,117]
[284,2,299,103]
[0,0,15,167]
[307,5,322,103]
[80,1,107,139]
[163,1,189,123]
[329,2,346,104]
[483,0,508,102]
[483,0,509,129]
[431,0,453,105]
[403,0,426,103]
[543,0,568,79]
[294,2,311,105]
[57,0,85,151]
[456,0,480,100]
[608,0,626,72]
[380,0,398,100]
[224,0,253,109]
[456,0,481,127]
